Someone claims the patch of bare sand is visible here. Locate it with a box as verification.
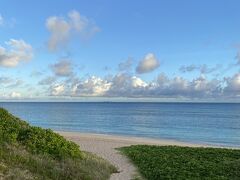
[58,132,205,180]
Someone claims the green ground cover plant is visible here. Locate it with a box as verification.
[120,145,240,180]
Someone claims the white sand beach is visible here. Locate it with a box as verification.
[58,131,205,180]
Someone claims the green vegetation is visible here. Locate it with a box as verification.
[0,108,116,179]
[120,145,240,180]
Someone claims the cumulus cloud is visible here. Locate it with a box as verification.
[224,73,240,97]
[72,76,111,96]
[153,75,222,98]
[131,76,148,88]
[106,73,147,97]
[46,10,99,51]
[66,73,226,99]
[190,76,221,97]
[157,73,169,85]
[50,84,65,96]
[51,60,73,77]
[0,39,33,67]
[70,74,149,97]
[136,53,160,74]
[38,71,240,99]
[46,16,70,51]
[9,91,21,98]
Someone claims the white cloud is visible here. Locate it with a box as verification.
[106,73,134,96]
[51,84,65,96]
[68,10,87,32]
[9,91,21,98]
[136,53,160,74]
[190,76,221,97]
[72,76,111,96]
[131,76,148,88]
[151,74,222,98]
[46,10,99,51]
[46,16,71,51]
[157,73,169,85]
[51,60,73,76]
[59,73,219,98]
[224,73,240,97]
[103,74,149,97]
[70,74,148,97]
[37,71,240,99]
[0,39,33,67]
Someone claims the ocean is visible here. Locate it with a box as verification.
[0,102,239,147]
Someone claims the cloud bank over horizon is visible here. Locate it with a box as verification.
[34,71,239,100]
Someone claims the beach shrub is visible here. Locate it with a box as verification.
[0,108,28,143]
[120,145,240,180]
[0,108,82,159]
[0,108,116,179]
[18,127,82,159]
[0,141,116,180]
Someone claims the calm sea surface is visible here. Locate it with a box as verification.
[0,102,239,147]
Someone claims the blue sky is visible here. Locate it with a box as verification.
[0,0,240,101]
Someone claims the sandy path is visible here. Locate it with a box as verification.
[58,132,203,180]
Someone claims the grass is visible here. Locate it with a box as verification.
[0,108,117,179]
[120,145,240,180]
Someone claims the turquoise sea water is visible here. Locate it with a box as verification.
[0,102,239,147]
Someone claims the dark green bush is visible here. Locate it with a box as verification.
[0,108,28,143]
[0,108,116,179]
[18,127,82,159]
[0,108,82,159]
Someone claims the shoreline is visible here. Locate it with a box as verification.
[57,131,207,147]
[58,131,240,149]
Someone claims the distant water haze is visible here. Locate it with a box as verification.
[0,102,239,148]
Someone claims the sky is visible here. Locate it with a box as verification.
[0,0,240,101]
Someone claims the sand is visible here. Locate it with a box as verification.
[58,131,205,180]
